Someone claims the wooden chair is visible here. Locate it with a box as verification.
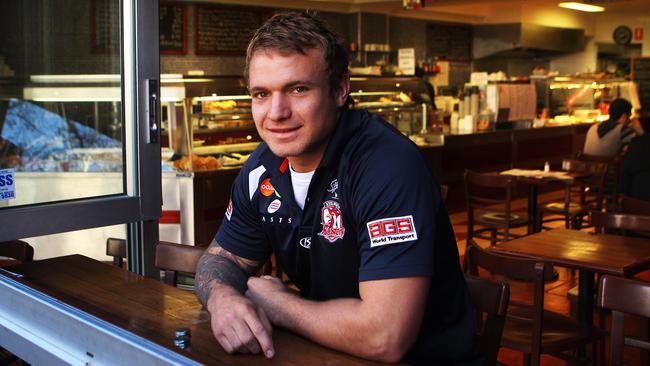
[466,241,597,366]
[568,211,650,350]
[106,237,126,268]
[464,170,530,247]
[618,194,650,215]
[465,275,510,366]
[598,275,650,366]
[617,195,650,237]
[0,240,34,263]
[577,152,622,212]
[589,211,650,237]
[154,241,205,286]
[538,159,608,230]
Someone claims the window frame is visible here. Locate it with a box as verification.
[0,0,160,243]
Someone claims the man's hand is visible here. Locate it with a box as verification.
[207,282,275,357]
[195,240,274,358]
[245,276,290,324]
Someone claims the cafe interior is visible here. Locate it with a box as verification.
[1,0,650,364]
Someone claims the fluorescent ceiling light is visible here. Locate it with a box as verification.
[558,2,605,12]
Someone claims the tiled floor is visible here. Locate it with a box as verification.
[449,190,648,366]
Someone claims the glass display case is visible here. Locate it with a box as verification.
[160,75,259,172]
[161,75,435,172]
[544,76,639,121]
[350,76,432,135]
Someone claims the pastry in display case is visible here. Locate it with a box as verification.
[160,75,259,172]
[349,76,432,135]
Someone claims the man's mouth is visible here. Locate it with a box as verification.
[267,126,301,137]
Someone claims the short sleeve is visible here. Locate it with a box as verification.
[215,167,272,261]
[349,139,440,281]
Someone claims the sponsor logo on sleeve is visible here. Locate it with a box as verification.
[366,215,417,247]
[225,199,233,220]
[318,200,345,243]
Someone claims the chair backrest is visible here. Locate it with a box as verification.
[598,275,650,366]
[106,237,127,268]
[464,170,515,217]
[577,153,622,210]
[154,241,205,286]
[466,241,555,363]
[589,211,650,236]
[465,275,510,366]
[0,240,34,263]
[562,159,609,209]
[618,195,650,216]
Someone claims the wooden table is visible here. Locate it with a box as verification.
[0,255,391,365]
[500,169,582,233]
[492,229,650,331]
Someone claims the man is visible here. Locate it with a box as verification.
[583,98,635,157]
[195,12,479,365]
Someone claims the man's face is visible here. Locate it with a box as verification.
[248,48,349,172]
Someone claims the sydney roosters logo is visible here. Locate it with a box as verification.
[318,200,345,243]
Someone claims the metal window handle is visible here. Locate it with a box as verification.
[147,79,159,144]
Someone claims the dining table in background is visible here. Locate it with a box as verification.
[500,169,583,233]
[0,255,396,366]
[491,228,650,332]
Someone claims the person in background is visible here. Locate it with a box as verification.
[194,11,479,365]
[583,98,635,157]
[620,114,650,201]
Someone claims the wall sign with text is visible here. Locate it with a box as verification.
[195,4,268,56]
[160,3,187,55]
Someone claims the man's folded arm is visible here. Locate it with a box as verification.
[195,239,267,306]
[248,275,430,363]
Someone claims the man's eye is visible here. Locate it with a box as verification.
[293,86,307,94]
[253,91,268,99]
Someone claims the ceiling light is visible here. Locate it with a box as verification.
[558,2,605,12]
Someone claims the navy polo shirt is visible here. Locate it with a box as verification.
[216,108,480,365]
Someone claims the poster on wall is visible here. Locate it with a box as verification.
[160,3,187,55]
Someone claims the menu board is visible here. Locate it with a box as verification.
[195,5,264,56]
[632,57,650,110]
[426,23,472,61]
[91,0,119,53]
[160,3,186,55]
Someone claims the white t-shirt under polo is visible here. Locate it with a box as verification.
[289,163,315,210]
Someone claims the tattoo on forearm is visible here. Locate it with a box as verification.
[195,240,266,306]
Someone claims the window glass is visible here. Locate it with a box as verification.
[0,0,123,207]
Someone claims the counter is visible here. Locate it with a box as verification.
[172,122,591,245]
[420,122,591,209]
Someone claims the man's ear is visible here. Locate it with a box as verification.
[335,77,350,107]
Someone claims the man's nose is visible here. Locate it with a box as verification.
[268,93,291,121]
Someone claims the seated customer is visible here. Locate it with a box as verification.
[621,115,650,201]
[583,98,635,157]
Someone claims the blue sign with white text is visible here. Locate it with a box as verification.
[0,169,16,201]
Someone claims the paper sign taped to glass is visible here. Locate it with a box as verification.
[0,168,16,201]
